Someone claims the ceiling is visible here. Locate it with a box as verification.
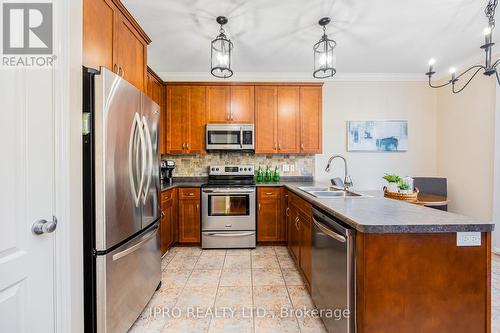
[122,0,497,79]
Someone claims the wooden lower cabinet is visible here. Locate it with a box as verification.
[257,187,282,242]
[160,189,176,255]
[177,188,201,243]
[287,192,313,289]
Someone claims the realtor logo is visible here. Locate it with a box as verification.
[2,2,54,67]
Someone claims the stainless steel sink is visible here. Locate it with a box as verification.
[298,186,366,198]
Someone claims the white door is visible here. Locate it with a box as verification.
[0,66,56,333]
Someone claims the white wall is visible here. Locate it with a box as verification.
[315,81,439,190]
[435,74,496,221]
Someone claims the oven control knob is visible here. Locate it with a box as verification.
[240,168,243,171]
[244,168,247,171]
[216,168,219,171]
[211,168,215,171]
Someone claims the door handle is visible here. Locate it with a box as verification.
[32,216,57,235]
[313,218,347,243]
[240,127,243,148]
[128,113,144,207]
[112,225,158,261]
[142,116,153,205]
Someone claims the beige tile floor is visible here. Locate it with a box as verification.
[130,248,500,333]
[129,246,327,333]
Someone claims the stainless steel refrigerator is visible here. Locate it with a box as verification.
[83,67,161,333]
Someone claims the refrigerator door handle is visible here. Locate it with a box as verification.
[128,114,140,206]
[128,113,146,207]
[112,225,158,261]
[142,115,153,205]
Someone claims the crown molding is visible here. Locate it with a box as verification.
[158,71,427,82]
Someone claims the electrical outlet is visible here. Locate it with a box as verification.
[456,232,481,247]
[282,164,290,172]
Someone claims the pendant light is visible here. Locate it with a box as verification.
[211,16,233,78]
[313,17,337,79]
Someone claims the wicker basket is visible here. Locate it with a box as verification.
[383,187,419,203]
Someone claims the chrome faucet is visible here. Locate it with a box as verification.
[325,154,353,191]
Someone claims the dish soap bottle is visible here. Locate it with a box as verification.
[264,166,272,183]
[256,166,264,183]
[272,166,280,183]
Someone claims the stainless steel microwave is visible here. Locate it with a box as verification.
[206,124,255,151]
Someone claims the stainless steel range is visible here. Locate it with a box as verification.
[201,165,256,249]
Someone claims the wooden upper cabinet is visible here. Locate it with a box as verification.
[300,86,322,153]
[186,86,207,154]
[166,86,206,154]
[255,86,278,154]
[83,0,150,92]
[166,86,188,154]
[206,85,253,123]
[277,87,300,153]
[207,86,230,123]
[114,12,146,91]
[146,68,165,154]
[83,0,115,71]
[230,86,254,123]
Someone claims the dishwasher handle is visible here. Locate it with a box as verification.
[313,218,347,243]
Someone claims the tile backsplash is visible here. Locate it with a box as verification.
[162,153,315,177]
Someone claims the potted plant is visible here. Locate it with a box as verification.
[398,180,412,194]
[383,173,401,193]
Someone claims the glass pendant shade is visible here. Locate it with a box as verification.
[211,16,233,78]
[313,18,337,79]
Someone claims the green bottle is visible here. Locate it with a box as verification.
[272,166,280,183]
[264,166,272,183]
[256,166,264,183]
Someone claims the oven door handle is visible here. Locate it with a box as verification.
[205,232,255,237]
[202,189,255,194]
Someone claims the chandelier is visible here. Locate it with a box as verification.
[313,17,337,78]
[211,16,233,78]
[426,0,500,93]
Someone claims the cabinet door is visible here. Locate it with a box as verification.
[166,86,187,154]
[114,12,146,91]
[299,211,312,285]
[207,86,231,123]
[160,190,174,255]
[83,0,115,71]
[257,188,281,242]
[177,189,200,243]
[255,86,277,154]
[230,86,254,123]
[300,86,322,153]
[277,87,300,153]
[187,87,206,154]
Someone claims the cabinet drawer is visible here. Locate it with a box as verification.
[161,188,175,202]
[178,188,200,200]
[258,187,281,199]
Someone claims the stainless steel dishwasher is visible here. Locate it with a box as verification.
[312,208,356,333]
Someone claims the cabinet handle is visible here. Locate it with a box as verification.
[113,64,118,73]
[188,192,194,196]
[196,204,199,210]
[230,112,233,120]
[161,210,165,218]
[286,207,290,217]
[295,217,300,230]
[258,203,261,210]
[301,143,304,150]
[227,113,230,121]
[274,143,277,150]
[186,143,189,150]
[278,143,281,150]
[266,192,273,195]
[121,67,124,77]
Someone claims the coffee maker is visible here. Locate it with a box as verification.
[160,160,175,185]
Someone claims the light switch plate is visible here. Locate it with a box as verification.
[456,232,481,247]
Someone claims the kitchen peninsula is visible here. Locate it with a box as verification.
[160,178,493,333]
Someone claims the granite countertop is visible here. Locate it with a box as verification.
[282,183,494,233]
[161,177,494,233]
